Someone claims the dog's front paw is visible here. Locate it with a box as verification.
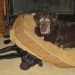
[60,44,64,48]
[55,42,64,48]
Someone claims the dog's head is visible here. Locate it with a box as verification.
[38,11,58,35]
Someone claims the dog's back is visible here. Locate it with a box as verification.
[61,24,75,48]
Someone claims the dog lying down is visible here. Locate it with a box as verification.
[34,11,75,48]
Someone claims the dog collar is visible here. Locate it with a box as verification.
[40,34,44,40]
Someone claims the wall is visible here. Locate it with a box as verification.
[12,0,75,15]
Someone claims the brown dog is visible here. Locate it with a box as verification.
[34,11,75,48]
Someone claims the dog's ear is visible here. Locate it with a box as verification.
[35,12,42,17]
[33,12,41,26]
[50,12,58,22]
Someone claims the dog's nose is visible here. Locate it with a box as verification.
[41,25,46,32]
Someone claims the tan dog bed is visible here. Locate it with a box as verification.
[10,13,75,68]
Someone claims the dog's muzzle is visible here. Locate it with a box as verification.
[40,25,50,35]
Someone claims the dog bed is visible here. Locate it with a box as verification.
[10,13,75,68]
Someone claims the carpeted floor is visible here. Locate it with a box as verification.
[0,37,75,75]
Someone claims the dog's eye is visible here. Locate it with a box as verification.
[39,18,44,22]
[45,19,50,22]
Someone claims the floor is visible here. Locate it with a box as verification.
[0,37,75,75]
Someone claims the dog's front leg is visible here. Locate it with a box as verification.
[55,31,64,48]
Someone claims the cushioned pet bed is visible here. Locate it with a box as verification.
[10,13,75,68]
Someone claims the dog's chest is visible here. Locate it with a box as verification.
[43,30,57,43]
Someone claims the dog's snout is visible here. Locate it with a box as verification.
[40,24,47,32]
[42,25,47,29]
